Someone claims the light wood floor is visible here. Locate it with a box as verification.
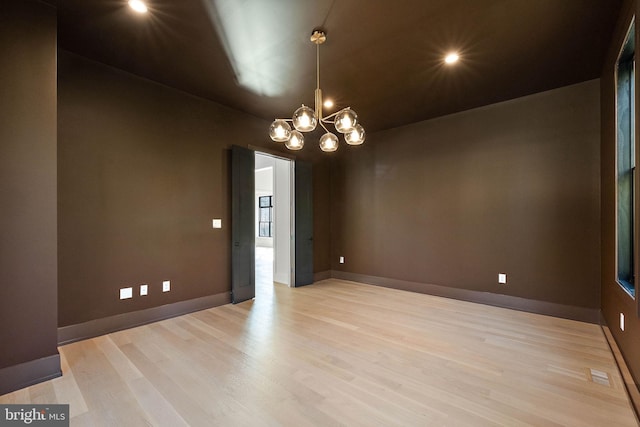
[1,279,638,426]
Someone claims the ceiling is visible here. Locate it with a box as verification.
[48,0,622,133]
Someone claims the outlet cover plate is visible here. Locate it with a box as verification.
[163,280,171,292]
[140,284,148,296]
[498,273,507,284]
[120,287,133,299]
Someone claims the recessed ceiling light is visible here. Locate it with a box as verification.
[128,0,148,13]
[444,53,459,64]
[323,99,334,109]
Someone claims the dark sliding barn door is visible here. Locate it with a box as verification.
[295,160,314,286]
[231,145,255,303]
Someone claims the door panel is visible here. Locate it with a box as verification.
[231,145,255,303]
[295,160,314,286]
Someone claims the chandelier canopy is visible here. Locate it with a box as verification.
[269,29,365,152]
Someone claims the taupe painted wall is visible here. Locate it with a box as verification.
[601,0,640,385]
[331,79,601,309]
[58,52,331,327]
[313,159,332,273]
[0,1,58,369]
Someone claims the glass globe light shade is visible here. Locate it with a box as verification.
[319,132,339,152]
[334,108,358,133]
[292,105,317,132]
[285,130,304,150]
[345,124,365,145]
[269,119,291,142]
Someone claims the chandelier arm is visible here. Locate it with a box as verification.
[322,108,349,121]
[319,120,330,133]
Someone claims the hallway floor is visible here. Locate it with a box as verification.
[255,246,275,298]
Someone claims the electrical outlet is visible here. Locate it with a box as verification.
[120,287,133,300]
[620,312,625,331]
[140,284,148,296]
[498,273,507,284]
[163,280,171,292]
[339,256,345,264]
[212,219,222,229]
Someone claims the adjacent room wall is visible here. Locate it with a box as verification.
[601,0,640,386]
[255,164,274,248]
[331,79,601,317]
[273,157,292,285]
[57,51,330,329]
[0,0,60,393]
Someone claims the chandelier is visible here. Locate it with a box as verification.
[269,29,365,152]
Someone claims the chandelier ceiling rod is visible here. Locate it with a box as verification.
[315,35,324,128]
[269,29,366,152]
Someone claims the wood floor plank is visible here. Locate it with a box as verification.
[0,387,30,404]
[94,335,143,382]
[118,342,219,426]
[51,351,89,418]
[63,339,155,425]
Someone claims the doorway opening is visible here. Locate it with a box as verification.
[254,152,293,297]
